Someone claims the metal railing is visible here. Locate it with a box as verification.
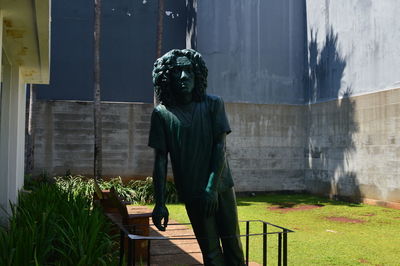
[108,215,294,266]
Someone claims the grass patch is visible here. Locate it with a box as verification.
[166,194,400,265]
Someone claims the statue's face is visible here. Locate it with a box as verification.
[170,56,195,97]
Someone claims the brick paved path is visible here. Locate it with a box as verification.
[149,219,260,266]
[149,221,203,265]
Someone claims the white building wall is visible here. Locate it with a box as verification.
[7,66,26,200]
[0,65,26,217]
[0,14,9,218]
[0,53,26,218]
[0,76,10,217]
[0,1,51,221]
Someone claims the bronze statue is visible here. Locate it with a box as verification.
[149,49,245,266]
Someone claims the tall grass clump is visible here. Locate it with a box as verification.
[128,177,178,204]
[0,184,117,266]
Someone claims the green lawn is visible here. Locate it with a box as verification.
[165,194,400,265]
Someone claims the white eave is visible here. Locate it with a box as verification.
[0,0,51,84]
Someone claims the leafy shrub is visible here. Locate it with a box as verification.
[54,175,96,201]
[23,171,52,191]
[165,178,179,203]
[128,177,178,204]
[98,177,137,203]
[53,175,179,204]
[129,177,154,204]
[3,176,178,265]
[0,184,117,266]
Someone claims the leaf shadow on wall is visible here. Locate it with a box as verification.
[305,27,361,202]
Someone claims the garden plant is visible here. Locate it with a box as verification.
[0,183,116,266]
[1,175,177,265]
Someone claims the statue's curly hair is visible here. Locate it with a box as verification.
[152,49,208,106]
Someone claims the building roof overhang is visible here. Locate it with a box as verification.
[0,0,51,84]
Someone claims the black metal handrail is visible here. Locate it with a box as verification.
[106,214,294,266]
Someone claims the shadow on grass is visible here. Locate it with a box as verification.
[236,193,362,208]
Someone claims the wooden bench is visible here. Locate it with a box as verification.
[93,182,152,264]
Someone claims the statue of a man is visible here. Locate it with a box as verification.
[149,49,245,266]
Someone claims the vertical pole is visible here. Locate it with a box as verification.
[127,238,133,266]
[93,0,102,179]
[132,239,136,266]
[119,230,125,266]
[186,0,197,49]
[156,0,164,59]
[263,223,267,266]
[246,221,250,266]
[278,233,282,266]
[25,84,35,176]
[147,240,151,266]
[154,0,165,106]
[283,230,288,266]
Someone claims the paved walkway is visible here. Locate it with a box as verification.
[149,221,203,265]
[149,219,260,266]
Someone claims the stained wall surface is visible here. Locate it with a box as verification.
[226,103,306,191]
[32,0,400,105]
[29,1,400,205]
[197,0,307,104]
[305,88,400,203]
[33,101,154,178]
[32,100,306,192]
[35,0,186,103]
[32,87,400,203]
[303,0,400,204]
[306,0,400,102]
[198,0,400,105]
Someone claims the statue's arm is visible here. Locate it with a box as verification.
[204,132,227,216]
[207,132,227,191]
[152,148,169,231]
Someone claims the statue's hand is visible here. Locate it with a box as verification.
[203,188,218,217]
[152,204,169,231]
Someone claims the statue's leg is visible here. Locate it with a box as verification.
[217,188,245,266]
[185,201,225,266]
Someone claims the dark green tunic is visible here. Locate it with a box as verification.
[148,94,234,203]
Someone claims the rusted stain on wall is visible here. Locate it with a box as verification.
[4,19,13,28]
[6,29,25,39]
[23,69,37,77]
[18,46,28,56]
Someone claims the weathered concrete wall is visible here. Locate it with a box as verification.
[226,103,306,192]
[305,88,400,203]
[197,0,400,105]
[29,1,400,206]
[33,101,154,178]
[32,100,306,192]
[33,0,400,105]
[304,0,400,205]
[32,88,400,204]
[306,0,400,102]
[197,0,307,104]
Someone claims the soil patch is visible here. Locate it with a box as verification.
[360,213,376,217]
[358,258,369,264]
[268,204,324,213]
[326,216,366,223]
